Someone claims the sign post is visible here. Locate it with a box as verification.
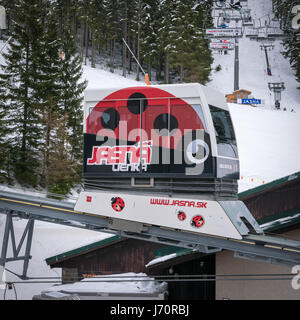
[209,39,234,50]
[237,98,262,105]
[205,28,243,38]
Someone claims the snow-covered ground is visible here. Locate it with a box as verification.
[231,103,300,191]
[1,0,300,300]
[82,65,143,90]
[0,217,112,300]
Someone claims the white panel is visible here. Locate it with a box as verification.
[75,191,242,240]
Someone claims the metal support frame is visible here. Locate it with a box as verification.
[211,7,244,91]
[260,44,274,76]
[1,190,300,268]
[0,210,35,279]
[234,37,239,91]
[268,82,285,109]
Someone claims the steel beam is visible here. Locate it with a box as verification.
[0,212,35,279]
[234,37,239,91]
[1,190,300,267]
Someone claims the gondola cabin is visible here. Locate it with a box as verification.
[75,84,263,240]
[83,83,239,198]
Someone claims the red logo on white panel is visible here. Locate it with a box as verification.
[191,215,205,228]
[111,197,125,212]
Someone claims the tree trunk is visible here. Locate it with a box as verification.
[165,51,169,84]
[156,56,162,81]
[84,24,89,65]
[110,39,115,73]
[42,108,51,189]
[72,11,77,39]
[136,3,141,81]
[80,21,85,59]
[91,32,95,68]
[180,63,184,83]
[128,37,132,74]
[147,61,151,81]
[122,1,128,77]
[21,41,30,162]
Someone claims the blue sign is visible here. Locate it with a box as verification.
[241,99,261,105]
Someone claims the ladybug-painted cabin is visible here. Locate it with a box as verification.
[83,83,239,198]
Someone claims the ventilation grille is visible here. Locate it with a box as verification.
[83,177,238,199]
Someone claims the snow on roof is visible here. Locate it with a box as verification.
[145,253,177,268]
[145,247,196,268]
[239,171,300,199]
[259,207,300,232]
[43,273,167,295]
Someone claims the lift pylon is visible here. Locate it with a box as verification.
[0,211,35,279]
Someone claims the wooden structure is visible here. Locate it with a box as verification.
[239,171,300,230]
[46,236,163,282]
[226,89,252,103]
[46,236,216,300]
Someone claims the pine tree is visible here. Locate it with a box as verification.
[0,77,11,183]
[47,111,77,196]
[85,0,105,68]
[104,0,120,73]
[40,1,86,194]
[57,13,87,163]
[156,0,178,83]
[274,0,300,89]
[0,0,47,186]
[167,1,213,84]
[140,0,160,80]
[120,0,128,77]
[38,6,63,188]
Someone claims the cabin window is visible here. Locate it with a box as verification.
[209,105,238,158]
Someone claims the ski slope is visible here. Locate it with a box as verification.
[209,0,300,112]
[208,0,300,190]
[230,103,300,191]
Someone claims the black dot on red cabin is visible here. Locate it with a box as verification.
[154,113,178,136]
[127,92,148,114]
[101,108,120,130]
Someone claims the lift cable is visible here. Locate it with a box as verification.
[3,267,298,281]
[4,275,298,285]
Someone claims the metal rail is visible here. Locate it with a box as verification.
[1,189,300,279]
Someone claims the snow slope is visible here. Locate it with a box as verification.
[230,103,300,191]
[209,0,300,112]
[82,65,143,90]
